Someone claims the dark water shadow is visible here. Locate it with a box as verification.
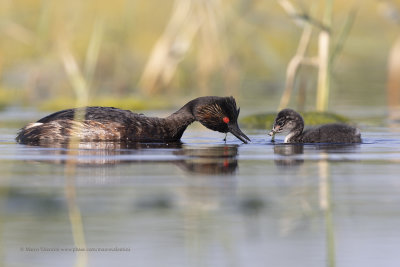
[3,188,65,215]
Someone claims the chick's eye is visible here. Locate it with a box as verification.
[223,117,230,124]
[277,121,285,126]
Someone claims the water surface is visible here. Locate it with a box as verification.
[1,117,400,267]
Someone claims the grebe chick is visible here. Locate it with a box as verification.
[268,109,361,143]
[16,96,250,145]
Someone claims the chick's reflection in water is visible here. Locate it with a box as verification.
[30,141,238,175]
[273,144,304,167]
[273,143,361,167]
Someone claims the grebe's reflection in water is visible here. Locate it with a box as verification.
[21,141,238,175]
[174,145,238,174]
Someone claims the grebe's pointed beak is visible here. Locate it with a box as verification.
[228,123,251,144]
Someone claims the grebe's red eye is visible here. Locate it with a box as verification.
[223,117,230,124]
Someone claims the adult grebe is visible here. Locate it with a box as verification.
[17,96,251,145]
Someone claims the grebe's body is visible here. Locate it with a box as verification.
[17,96,250,145]
[269,109,361,143]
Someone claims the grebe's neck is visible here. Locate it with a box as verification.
[164,104,196,140]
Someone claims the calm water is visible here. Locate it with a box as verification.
[1,111,400,267]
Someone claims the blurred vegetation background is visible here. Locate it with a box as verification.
[0,0,399,113]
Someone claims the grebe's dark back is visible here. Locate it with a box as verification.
[16,96,250,145]
[268,109,361,143]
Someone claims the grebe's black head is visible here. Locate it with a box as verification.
[268,108,304,136]
[192,96,250,143]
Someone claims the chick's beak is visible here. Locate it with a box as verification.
[268,125,280,136]
[228,123,251,144]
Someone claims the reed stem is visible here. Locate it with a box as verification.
[316,0,333,111]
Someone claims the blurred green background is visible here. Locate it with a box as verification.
[0,0,398,112]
